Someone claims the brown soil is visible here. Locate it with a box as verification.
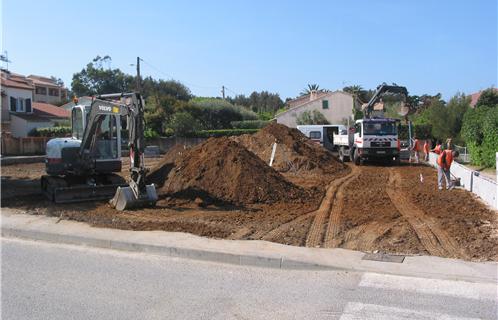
[2,138,497,261]
[148,137,316,206]
[233,122,350,188]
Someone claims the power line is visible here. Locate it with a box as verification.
[139,58,219,90]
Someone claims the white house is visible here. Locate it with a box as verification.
[276,90,360,128]
[1,70,69,137]
[1,69,35,134]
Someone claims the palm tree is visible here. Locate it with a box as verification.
[300,84,321,96]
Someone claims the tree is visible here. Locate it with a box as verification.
[445,93,470,142]
[168,112,201,136]
[295,110,329,125]
[300,84,321,96]
[71,56,135,96]
[142,77,192,101]
[228,91,284,114]
[475,88,498,108]
[343,85,373,103]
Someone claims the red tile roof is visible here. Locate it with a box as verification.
[1,77,34,90]
[33,102,70,118]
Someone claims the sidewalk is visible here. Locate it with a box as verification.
[2,209,497,283]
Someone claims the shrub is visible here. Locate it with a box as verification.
[29,126,71,137]
[230,120,269,129]
[462,106,498,168]
[184,129,258,138]
[168,112,201,136]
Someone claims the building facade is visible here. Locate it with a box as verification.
[276,91,359,128]
[1,70,69,137]
[27,75,68,104]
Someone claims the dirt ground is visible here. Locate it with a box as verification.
[2,157,497,261]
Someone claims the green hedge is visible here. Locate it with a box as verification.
[185,129,258,138]
[29,126,71,137]
[230,120,269,129]
[462,106,498,168]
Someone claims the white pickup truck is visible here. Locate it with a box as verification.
[333,118,400,165]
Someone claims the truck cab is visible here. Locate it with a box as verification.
[333,118,400,165]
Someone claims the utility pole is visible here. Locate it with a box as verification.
[136,56,141,93]
[221,85,225,99]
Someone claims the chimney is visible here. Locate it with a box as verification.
[310,90,317,101]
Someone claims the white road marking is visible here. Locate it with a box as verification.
[359,272,498,301]
[339,302,482,320]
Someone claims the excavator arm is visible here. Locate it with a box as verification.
[91,92,157,210]
[363,83,409,118]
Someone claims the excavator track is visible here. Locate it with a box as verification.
[41,174,127,203]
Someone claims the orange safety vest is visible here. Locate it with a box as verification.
[437,150,453,170]
[432,144,442,154]
[412,139,420,151]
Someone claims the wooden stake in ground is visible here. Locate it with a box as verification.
[269,142,277,167]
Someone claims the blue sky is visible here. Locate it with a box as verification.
[2,0,497,100]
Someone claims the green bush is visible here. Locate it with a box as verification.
[185,129,258,138]
[231,120,269,129]
[168,112,202,136]
[29,126,71,137]
[144,128,160,139]
[462,106,498,168]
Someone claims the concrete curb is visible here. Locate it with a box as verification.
[2,210,497,283]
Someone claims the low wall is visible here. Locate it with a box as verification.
[145,136,207,153]
[428,152,497,210]
[1,136,50,156]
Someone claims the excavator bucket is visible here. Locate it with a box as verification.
[109,184,158,211]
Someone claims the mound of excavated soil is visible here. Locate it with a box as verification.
[148,137,311,205]
[234,122,347,175]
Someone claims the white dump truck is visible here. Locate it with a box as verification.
[332,83,411,165]
[333,117,400,165]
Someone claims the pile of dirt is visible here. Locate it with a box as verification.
[148,137,312,206]
[234,122,347,175]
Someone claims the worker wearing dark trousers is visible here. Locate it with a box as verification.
[437,149,459,190]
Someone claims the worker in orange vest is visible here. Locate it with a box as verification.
[423,140,430,161]
[437,149,459,190]
[411,137,420,163]
[431,140,442,155]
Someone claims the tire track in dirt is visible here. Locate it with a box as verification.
[306,166,360,247]
[260,211,316,241]
[386,169,468,259]
[320,167,360,248]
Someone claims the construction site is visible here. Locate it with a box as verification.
[2,122,497,262]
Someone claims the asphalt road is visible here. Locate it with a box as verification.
[2,238,497,320]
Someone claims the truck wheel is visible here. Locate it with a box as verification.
[339,148,345,162]
[394,155,401,166]
[353,149,361,166]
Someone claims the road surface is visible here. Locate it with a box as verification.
[2,238,497,319]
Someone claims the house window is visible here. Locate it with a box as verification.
[25,99,32,113]
[17,98,25,112]
[36,86,47,95]
[49,88,59,96]
[309,131,321,139]
[10,97,16,112]
[322,100,329,109]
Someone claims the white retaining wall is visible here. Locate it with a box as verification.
[427,152,497,210]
